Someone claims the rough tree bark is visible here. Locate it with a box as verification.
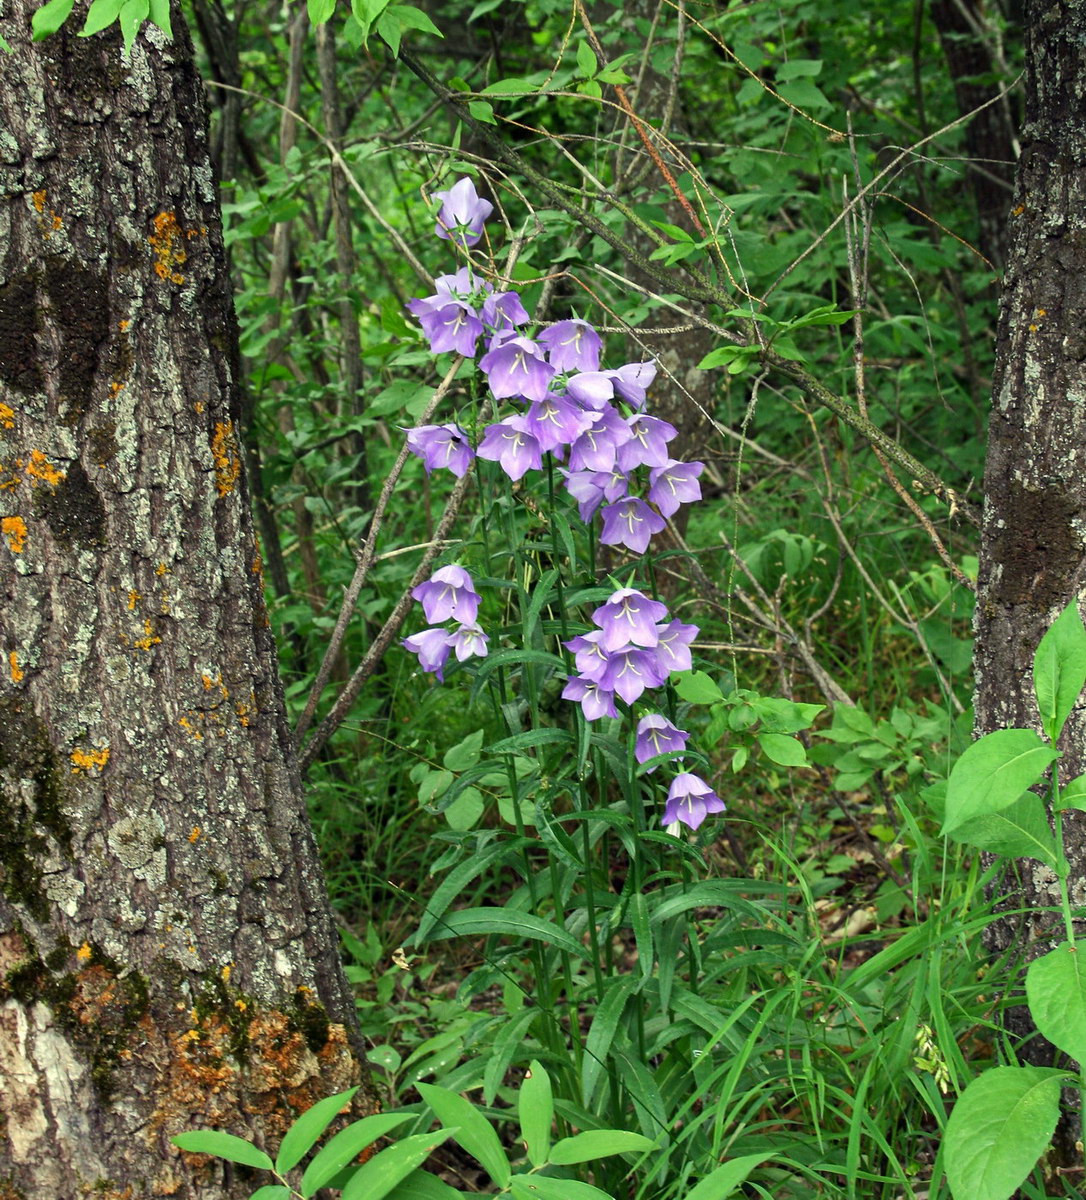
[974,0,1086,1113]
[0,3,372,1197]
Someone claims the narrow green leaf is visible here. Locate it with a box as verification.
[79,0,124,37]
[300,1113,414,1196]
[758,732,808,767]
[519,1061,553,1168]
[549,1129,656,1164]
[417,1085,510,1188]
[942,729,1058,835]
[1027,942,1086,1067]
[171,1131,273,1171]
[117,0,147,52]
[275,1087,359,1174]
[415,840,528,941]
[576,38,597,78]
[509,1177,614,1200]
[386,1169,466,1198]
[422,908,586,957]
[582,975,638,1107]
[628,891,653,983]
[32,0,76,39]
[249,1188,291,1200]
[1033,599,1086,743]
[945,791,1058,866]
[488,728,573,755]
[483,1008,537,1104]
[945,1067,1064,1200]
[341,1131,456,1200]
[683,1152,775,1199]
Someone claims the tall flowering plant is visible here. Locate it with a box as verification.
[401,176,719,832]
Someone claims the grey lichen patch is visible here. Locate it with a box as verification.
[106,813,166,885]
[33,460,107,550]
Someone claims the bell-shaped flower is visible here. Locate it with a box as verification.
[663,772,725,831]
[648,459,704,518]
[406,424,475,478]
[616,414,678,472]
[524,394,591,452]
[564,630,610,681]
[409,299,484,356]
[599,497,666,555]
[598,646,668,704]
[609,361,657,409]
[635,715,690,768]
[564,371,615,410]
[593,588,669,651]
[539,319,602,372]
[561,674,619,721]
[447,622,489,662]
[411,564,481,626]
[653,619,698,675]
[568,408,630,473]
[403,627,453,681]
[433,177,494,248]
[562,470,609,522]
[479,336,556,403]
[476,415,543,481]
[482,290,531,336]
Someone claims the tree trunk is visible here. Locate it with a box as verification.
[975,0,1086,1101]
[0,4,371,1196]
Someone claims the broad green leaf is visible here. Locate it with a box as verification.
[673,670,724,704]
[1027,942,1086,1066]
[684,1152,775,1199]
[697,345,759,371]
[307,0,337,23]
[300,1113,414,1196]
[1058,771,1086,811]
[945,791,1058,866]
[341,1131,456,1200]
[80,0,124,37]
[945,1066,1064,1200]
[777,79,831,110]
[776,58,823,81]
[469,100,497,124]
[1033,599,1086,743]
[147,0,172,26]
[275,1087,359,1174]
[170,1131,273,1171]
[444,787,484,831]
[758,732,808,767]
[421,908,587,957]
[582,975,638,1107]
[417,1085,509,1188]
[32,0,76,38]
[482,77,540,95]
[519,1061,553,1167]
[444,729,484,772]
[942,729,1059,835]
[548,1129,656,1164]
[509,1177,614,1200]
[576,39,597,78]
[117,0,147,51]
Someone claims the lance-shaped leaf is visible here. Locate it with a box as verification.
[1033,599,1086,743]
[1027,942,1086,1067]
[942,729,1058,836]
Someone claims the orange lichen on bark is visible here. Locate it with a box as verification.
[188,826,201,843]
[211,421,241,496]
[2,515,27,552]
[77,942,93,962]
[127,589,141,610]
[70,745,110,774]
[133,619,162,651]
[178,715,203,740]
[8,651,24,684]
[149,212,187,284]
[0,402,14,430]
[32,190,46,213]
[26,449,64,488]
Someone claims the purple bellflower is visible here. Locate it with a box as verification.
[482,290,531,336]
[476,415,543,481]
[447,622,489,662]
[539,319,603,372]
[406,424,475,478]
[565,630,610,681]
[409,299,484,357]
[403,627,453,681]
[593,588,669,651]
[411,565,481,626]
[568,408,630,473]
[561,675,619,721]
[599,497,667,555]
[479,336,556,403]
[616,414,679,472]
[564,371,616,410]
[649,459,705,518]
[609,361,658,409]
[433,177,494,248]
[524,395,591,452]
[635,715,690,767]
[663,772,725,831]
[598,646,668,704]
[654,619,699,675]
[562,470,609,522]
